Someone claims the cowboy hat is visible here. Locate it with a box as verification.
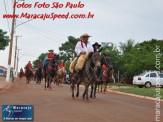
[93,42,101,48]
[48,49,54,52]
[80,33,91,39]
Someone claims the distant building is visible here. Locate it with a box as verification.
[0,66,7,76]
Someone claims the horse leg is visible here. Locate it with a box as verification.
[94,83,97,98]
[97,84,99,92]
[44,73,47,88]
[76,82,80,97]
[85,82,90,101]
[90,83,93,98]
[101,84,103,93]
[82,89,86,100]
[104,83,108,93]
[49,75,52,89]
[72,82,75,98]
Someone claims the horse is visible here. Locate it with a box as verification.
[24,66,33,84]
[56,67,66,87]
[90,54,114,98]
[35,66,43,84]
[19,71,24,79]
[44,56,59,89]
[71,52,101,101]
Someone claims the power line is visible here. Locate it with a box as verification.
[17,19,67,37]
[17,24,67,44]
[3,0,11,33]
[16,19,34,28]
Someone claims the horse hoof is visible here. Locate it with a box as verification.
[86,99,89,103]
[76,94,79,97]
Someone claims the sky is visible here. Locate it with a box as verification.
[0,0,163,71]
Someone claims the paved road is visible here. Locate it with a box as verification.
[0,78,162,122]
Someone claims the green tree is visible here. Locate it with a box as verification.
[0,29,10,50]
[59,36,79,62]
[122,39,163,81]
[101,43,122,74]
[119,39,135,54]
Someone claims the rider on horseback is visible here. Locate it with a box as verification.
[92,42,103,53]
[57,60,66,87]
[47,49,55,61]
[20,68,23,73]
[58,60,66,69]
[27,61,32,68]
[37,59,43,67]
[43,49,55,70]
[69,33,94,73]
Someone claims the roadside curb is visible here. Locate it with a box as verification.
[107,89,163,102]
[80,85,163,102]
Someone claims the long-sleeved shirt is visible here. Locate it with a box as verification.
[75,40,93,55]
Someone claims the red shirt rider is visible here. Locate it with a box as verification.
[47,49,55,61]
[27,61,32,68]
[37,60,43,67]
[58,60,66,69]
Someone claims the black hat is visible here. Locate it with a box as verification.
[93,42,101,48]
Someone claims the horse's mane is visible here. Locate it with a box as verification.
[88,52,94,59]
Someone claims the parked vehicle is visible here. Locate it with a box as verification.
[133,72,163,88]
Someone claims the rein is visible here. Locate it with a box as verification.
[103,70,110,79]
[104,56,109,67]
[49,66,56,71]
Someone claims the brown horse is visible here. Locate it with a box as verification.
[25,66,33,84]
[19,71,24,79]
[71,52,101,101]
[56,67,66,87]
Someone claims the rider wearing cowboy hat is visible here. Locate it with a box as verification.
[47,49,55,61]
[69,33,94,73]
[58,60,66,69]
[92,42,103,53]
[43,49,55,70]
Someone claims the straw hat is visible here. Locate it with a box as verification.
[80,33,91,39]
[48,49,54,52]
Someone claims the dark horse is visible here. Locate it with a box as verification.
[71,52,101,101]
[25,66,33,84]
[90,54,114,98]
[35,66,43,84]
[44,56,59,89]
[19,71,24,79]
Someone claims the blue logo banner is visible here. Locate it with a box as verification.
[2,105,33,121]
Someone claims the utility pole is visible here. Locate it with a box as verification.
[13,36,21,77]
[16,49,21,76]
[6,0,16,82]
[13,36,17,76]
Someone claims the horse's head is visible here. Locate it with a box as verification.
[49,57,56,67]
[89,52,101,69]
[102,54,113,70]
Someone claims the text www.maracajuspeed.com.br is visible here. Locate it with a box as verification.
[3,12,94,20]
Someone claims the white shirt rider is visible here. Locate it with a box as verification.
[75,40,93,56]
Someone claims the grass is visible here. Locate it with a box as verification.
[108,82,134,88]
[114,87,163,99]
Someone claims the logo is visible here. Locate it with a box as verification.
[2,105,33,121]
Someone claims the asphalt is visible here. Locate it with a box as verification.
[0,78,162,122]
